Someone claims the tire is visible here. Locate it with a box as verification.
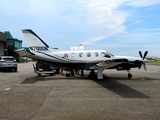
[128,73,132,79]
[0,68,4,71]
[50,73,54,76]
[38,73,41,76]
[14,68,17,72]
[55,69,60,74]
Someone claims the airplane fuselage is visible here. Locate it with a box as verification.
[33,50,111,63]
[15,29,148,79]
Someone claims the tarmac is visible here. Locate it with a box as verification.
[0,62,160,120]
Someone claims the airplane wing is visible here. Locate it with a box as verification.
[15,49,35,57]
[90,58,129,69]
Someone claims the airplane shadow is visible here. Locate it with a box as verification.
[0,70,18,73]
[90,75,150,99]
[21,74,88,84]
[21,74,150,99]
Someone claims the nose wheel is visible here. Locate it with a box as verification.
[128,73,132,79]
[127,70,132,79]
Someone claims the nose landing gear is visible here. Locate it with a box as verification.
[127,70,132,79]
[128,73,132,79]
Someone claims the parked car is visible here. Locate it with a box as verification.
[0,56,17,71]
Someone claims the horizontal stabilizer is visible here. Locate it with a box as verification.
[15,49,35,57]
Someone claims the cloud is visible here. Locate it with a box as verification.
[131,20,142,25]
[84,0,128,32]
[82,35,107,45]
[146,28,160,31]
[125,0,160,7]
[0,0,128,35]
[1,0,156,31]
[0,0,55,18]
[116,31,160,44]
[0,0,160,54]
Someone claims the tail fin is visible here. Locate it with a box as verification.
[22,29,49,52]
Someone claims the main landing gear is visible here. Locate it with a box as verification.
[127,70,132,79]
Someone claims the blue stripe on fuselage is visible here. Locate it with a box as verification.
[36,51,80,62]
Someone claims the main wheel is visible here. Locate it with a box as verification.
[55,69,60,74]
[50,73,54,76]
[71,70,75,76]
[38,73,41,76]
[128,73,132,79]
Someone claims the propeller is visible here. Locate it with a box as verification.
[139,51,143,58]
[143,51,148,60]
[138,51,148,71]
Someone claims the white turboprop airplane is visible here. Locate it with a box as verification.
[15,29,148,79]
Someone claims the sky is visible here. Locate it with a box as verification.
[0,0,160,57]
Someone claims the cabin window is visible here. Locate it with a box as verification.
[87,52,91,57]
[79,53,83,57]
[71,53,76,57]
[95,52,98,57]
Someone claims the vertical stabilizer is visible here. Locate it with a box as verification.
[22,29,49,52]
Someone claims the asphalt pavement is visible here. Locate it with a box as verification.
[0,62,160,120]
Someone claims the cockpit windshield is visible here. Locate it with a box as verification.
[101,52,114,58]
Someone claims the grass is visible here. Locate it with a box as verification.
[147,59,160,65]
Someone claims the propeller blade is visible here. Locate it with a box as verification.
[139,51,143,58]
[139,64,142,69]
[143,51,148,60]
[142,63,147,71]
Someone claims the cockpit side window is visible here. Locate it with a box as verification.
[104,53,111,58]
[101,52,105,57]
[101,52,112,58]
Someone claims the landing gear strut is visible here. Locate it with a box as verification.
[127,70,132,79]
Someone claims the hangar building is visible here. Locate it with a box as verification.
[0,31,22,62]
[0,31,7,56]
